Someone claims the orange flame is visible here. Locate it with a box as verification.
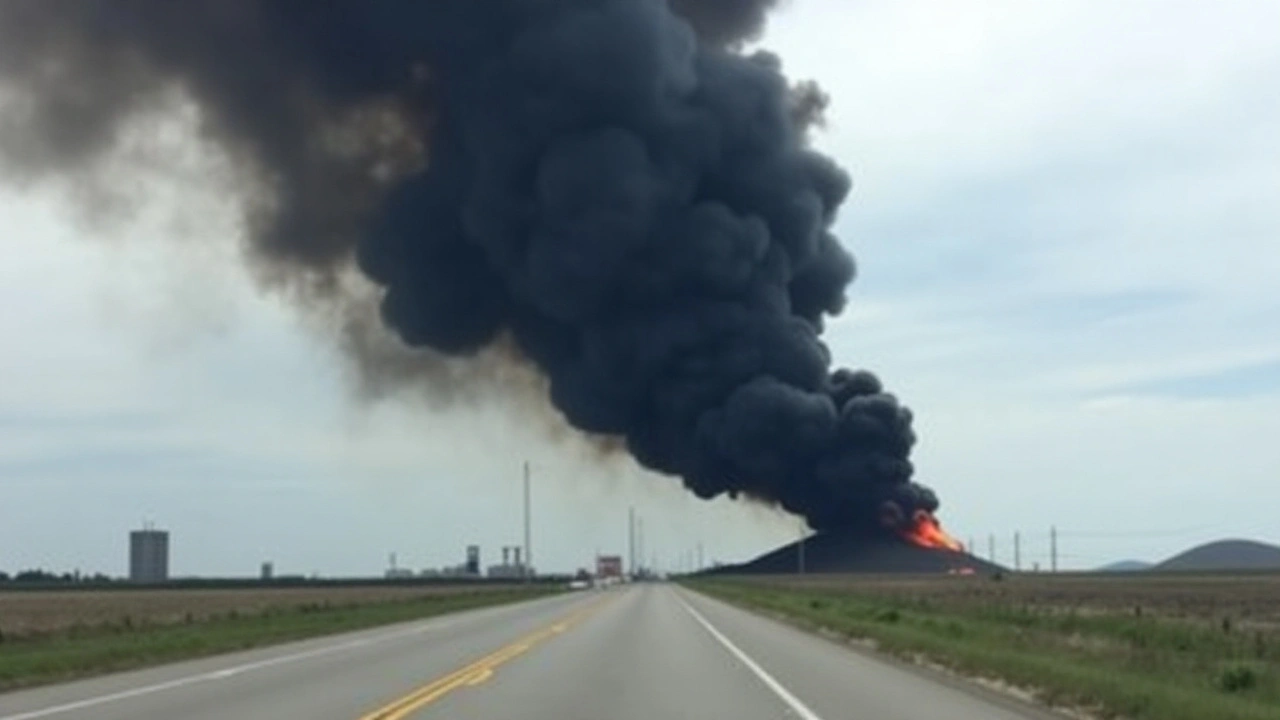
[899,510,964,552]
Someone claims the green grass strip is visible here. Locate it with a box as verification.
[687,580,1278,720]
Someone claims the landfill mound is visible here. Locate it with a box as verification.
[709,530,1006,575]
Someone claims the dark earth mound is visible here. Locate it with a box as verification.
[1155,539,1280,572]
[708,530,1006,575]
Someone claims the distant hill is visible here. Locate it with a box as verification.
[1096,559,1153,572]
[1155,539,1280,572]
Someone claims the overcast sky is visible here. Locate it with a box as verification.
[3,0,1278,577]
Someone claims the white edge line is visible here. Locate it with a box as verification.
[676,592,825,720]
[0,616,463,720]
[0,628,416,720]
[0,591,576,720]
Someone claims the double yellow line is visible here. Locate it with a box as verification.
[357,597,610,720]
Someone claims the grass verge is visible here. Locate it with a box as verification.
[0,587,560,692]
[685,579,1279,720]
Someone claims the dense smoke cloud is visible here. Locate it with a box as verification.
[668,0,783,46]
[0,0,938,531]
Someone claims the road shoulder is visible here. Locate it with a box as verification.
[678,583,1080,720]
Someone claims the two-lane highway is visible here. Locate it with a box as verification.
[0,584,1066,719]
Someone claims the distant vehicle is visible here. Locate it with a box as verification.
[567,580,591,590]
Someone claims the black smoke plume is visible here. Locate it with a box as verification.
[668,0,782,46]
[0,0,938,532]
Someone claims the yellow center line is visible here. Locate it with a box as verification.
[356,596,611,720]
[463,667,493,686]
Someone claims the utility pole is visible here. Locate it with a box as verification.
[988,534,995,564]
[797,520,806,574]
[637,516,645,577]
[1050,525,1058,573]
[1014,531,1022,571]
[628,507,636,578]
[697,542,704,572]
[523,461,532,583]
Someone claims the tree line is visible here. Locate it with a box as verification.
[0,569,115,584]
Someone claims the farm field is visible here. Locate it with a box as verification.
[0,583,559,691]
[687,572,1280,720]
[0,582,536,638]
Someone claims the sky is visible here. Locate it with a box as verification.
[2,0,1278,576]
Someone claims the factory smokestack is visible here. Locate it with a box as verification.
[0,0,939,534]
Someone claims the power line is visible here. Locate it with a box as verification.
[1055,525,1210,539]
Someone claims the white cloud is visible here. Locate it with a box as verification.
[765,0,1280,563]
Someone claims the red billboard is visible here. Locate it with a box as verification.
[596,555,623,578]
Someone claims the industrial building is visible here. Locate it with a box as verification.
[487,546,530,579]
[418,545,484,578]
[418,545,534,579]
[129,526,169,583]
[385,552,415,579]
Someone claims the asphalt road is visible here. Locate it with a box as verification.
[0,583,1066,720]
